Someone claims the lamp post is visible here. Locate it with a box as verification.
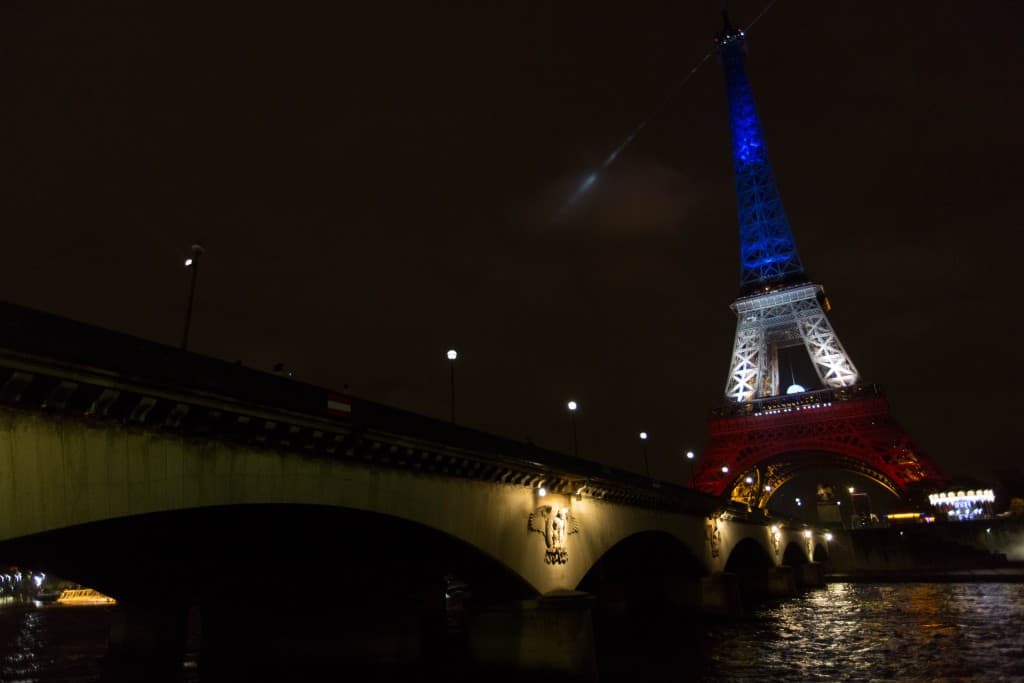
[446,349,457,423]
[567,401,579,458]
[640,432,650,478]
[181,243,205,351]
[685,450,695,485]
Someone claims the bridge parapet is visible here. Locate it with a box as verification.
[0,302,718,517]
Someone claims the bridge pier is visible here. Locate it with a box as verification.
[697,573,744,616]
[738,566,797,600]
[467,590,597,680]
[100,603,189,682]
[794,561,826,589]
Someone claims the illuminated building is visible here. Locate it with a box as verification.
[928,489,996,521]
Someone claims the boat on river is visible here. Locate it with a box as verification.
[56,588,116,605]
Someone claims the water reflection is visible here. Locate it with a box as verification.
[693,583,1024,682]
[0,584,1022,681]
[0,604,115,683]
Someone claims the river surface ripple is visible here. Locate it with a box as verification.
[692,583,1024,681]
[1,583,1022,681]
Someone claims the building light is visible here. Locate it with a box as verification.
[886,512,921,521]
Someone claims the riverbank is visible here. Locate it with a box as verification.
[828,567,1024,583]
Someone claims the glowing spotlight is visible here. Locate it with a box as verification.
[721,465,730,474]
[686,451,695,460]
[824,532,833,542]
[786,384,805,395]
[639,432,648,440]
[567,400,578,412]
[446,349,458,361]
[537,487,547,497]
[745,476,754,484]
[803,530,813,539]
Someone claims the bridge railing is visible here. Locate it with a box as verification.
[0,301,723,517]
[709,383,885,420]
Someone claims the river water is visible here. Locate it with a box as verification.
[2,583,1023,681]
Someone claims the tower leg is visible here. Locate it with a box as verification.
[796,305,859,388]
[726,320,766,402]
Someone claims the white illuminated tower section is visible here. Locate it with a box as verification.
[717,19,859,402]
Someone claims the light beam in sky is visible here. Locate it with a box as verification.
[556,0,779,219]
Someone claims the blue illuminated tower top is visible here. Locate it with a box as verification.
[716,15,806,294]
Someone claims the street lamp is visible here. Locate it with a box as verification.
[685,450,695,484]
[181,243,205,351]
[567,401,579,458]
[639,432,650,478]
[446,349,457,423]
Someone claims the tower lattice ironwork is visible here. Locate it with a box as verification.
[691,17,947,506]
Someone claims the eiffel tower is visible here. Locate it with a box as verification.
[691,16,947,508]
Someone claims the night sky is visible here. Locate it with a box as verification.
[1,2,1020,491]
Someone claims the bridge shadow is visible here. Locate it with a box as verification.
[0,504,535,681]
[577,531,709,680]
[783,541,808,568]
[814,542,830,564]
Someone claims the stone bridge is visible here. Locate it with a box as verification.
[0,302,831,678]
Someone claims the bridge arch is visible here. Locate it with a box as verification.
[0,410,723,599]
[577,531,705,616]
[0,411,579,595]
[723,537,773,574]
[812,543,829,563]
[0,504,538,607]
[782,540,809,567]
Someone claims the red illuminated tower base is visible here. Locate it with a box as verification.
[692,385,946,508]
